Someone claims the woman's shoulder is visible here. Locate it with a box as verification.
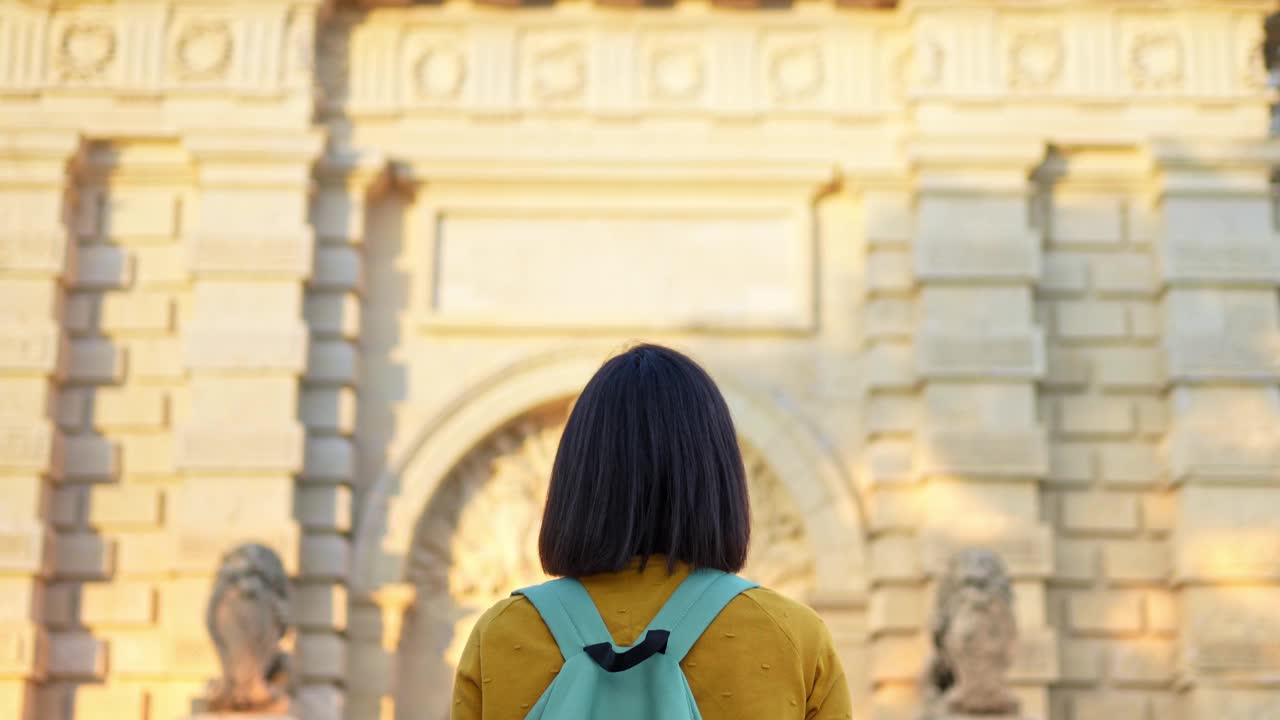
[725,586,837,656]
[470,594,543,640]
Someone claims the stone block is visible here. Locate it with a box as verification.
[1043,346,1090,389]
[49,481,81,527]
[1109,639,1174,684]
[1127,302,1159,339]
[0,326,62,375]
[865,343,916,390]
[1068,592,1143,635]
[1098,443,1161,488]
[1166,333,1280,382]
[0,230,67,273]
[304,293,361,340]
[176,425,305,473]
[1141,493,1175,533]
[0,524,53,575]
[1162,237,1280,285]
[47,631,105,679]
[187,231,314,277]
[1048,443,1094,486]
[1060,492,1139,534]
[0,379,54,422]
[0,425,58,473]
[296,684,344,720]
[1059,639,1102,683]
[300,388,357,434]
[1058,397,1132,437]
[57,390,86,431]
[63,435,119,481]
[917,429,1048,478]
[916,331,1045,379]
[0,680,34,720]
[302,437,354,483]
[81,582,156,626]
[184,326,308,372]
[43,584,76,629]
[294,583,348,632]
[1051,196,1126,246]
[916,233,1040,282]
[868,587,924,635]
[54,534,114,580]
[867,250,914,293]
[1174,528,1280,582]
[870,634,926,683]
[1188,639,1280,676]
[72,684,148,720]
[1053,539,1097,583]
[298,632,346,681]
[1145,591,1177,634]
[0,624,46,680]
[190,377,298,427]
[68,340,124,384]
[1134,398,1167,436]
[297,486,352,532]
[1054,301,1127,340]
[126,338,184,380]
[92,388,167,429]
[1102,541,1167,584]
[1092,348,1165,391]
[866,487,921,533]
[865,299,914,340]
[919,523,1053,579]
[99,293,173,333]
[119,434,175,478]
[134,245,189,288]
[312,246,363,292]
[169,476,292,530]
[64,293,95,334]
[73,246,133,290]
[306,341,358,385]
[115,533,174,577]
[0,280,58,325]
[1070,693,1147,719]
[1169,425,1280,483]
[172,528,299,575]
[864,440,915,486]
[1040,252,1088,294]
[1185,688,1280,720]
[870,535,922,582]
[1091,253,1158,296]
[866,394,917,435]
[87,486,162,528]
[864,192,913,245]
[301,534,349,582]
[0,580,40,623]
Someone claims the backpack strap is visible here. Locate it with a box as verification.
[513,578,614,660]
[643,569,759,662]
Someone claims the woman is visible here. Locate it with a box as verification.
[451,344,851,719]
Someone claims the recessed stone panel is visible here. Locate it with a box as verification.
[184,326,308,372]
[915,233,1042,281]
[0,524,52,575]
[176,425,305,472]
[1167,333,1280,382]
[425,209,813,330]
[0,425,58,472]
[1163,238,1280,285]
[0,328,62,374]
[916,330,1045,379]
[917,429,1049,478]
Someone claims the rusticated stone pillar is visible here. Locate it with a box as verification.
[0,130,81,720]
[1151,140,1280,720]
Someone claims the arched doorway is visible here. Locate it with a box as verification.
[393,397,818,715]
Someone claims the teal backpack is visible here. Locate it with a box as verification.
[512,568,758,719]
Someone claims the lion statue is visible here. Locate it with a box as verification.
[205,543,292,713]
[922,548,1020,717]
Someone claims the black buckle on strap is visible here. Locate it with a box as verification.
[583,630,670,673]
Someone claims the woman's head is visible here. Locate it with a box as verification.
[539,344,750,577]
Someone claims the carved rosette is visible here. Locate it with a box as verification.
[768,45,824,104]
[650,47,704,103]
[55,20,116,82]
[1008,30,1063,92]
[405,400,816,666]
[414,46,467,101]
[530,43,586,103]
[1129,33,1184,91]
[174,21,234,83]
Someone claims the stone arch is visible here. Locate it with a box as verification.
[351,345,868,602]
[348,345,870,716]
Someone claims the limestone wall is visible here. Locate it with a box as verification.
[0,1,1277,720]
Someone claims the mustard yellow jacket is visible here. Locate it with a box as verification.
[451,557,852,720]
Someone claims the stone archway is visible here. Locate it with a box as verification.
[393,397,818,716]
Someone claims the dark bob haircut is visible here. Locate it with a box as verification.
[539,344,750,577]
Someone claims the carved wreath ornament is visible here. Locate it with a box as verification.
[57,22,116,81]
[175,21,234,82]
